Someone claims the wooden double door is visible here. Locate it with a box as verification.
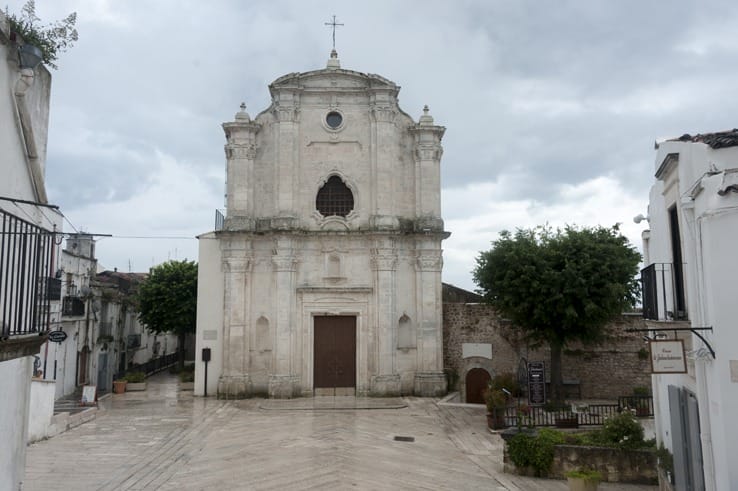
[313,316,356,395]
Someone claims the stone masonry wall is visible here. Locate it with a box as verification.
[443,303,652,400]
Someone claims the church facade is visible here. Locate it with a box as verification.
[194,51,448,398]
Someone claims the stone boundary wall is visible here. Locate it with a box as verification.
[443,302,652,400]
[552,445,657,484]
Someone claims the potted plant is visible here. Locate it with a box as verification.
[124,371,147,391]
[565,469,601,491]
[4,1,78,70]
[112,378,127,394]
[484,388,508,430]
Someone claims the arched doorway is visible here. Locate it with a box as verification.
[465,367,491,404]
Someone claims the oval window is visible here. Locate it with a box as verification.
[326,111,343,129]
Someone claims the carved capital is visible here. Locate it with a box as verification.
[222,256,252,273]
[225,143,256,160]
[414,144,443,161]
[370,106,397,123]
[274,105,299,123]
[416,253,443,271]
[370,250,398,271]
[271,254,298,272]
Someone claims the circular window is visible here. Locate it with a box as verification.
[326,111,343,129]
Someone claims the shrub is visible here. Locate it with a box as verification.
[483,388,507,412]
[565,468,601,481]
[508,428,565,476]
[124,371,146,383]
[179,370,195,383]
[5,0,78,69]
[489,372,521,396]
[594,410,645,449]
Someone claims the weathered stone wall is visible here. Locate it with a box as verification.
[552,445,657,484]
[443,302,652,400]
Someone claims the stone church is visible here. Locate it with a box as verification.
[194,50,448,398]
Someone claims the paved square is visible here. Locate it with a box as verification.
[24,374,657,490]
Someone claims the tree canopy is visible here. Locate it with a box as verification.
[473,225,641,402]
[137,260,197,365]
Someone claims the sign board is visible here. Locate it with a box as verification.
[527,361,546,405]
[462,343,492,359]
[80,385,97,406]
[47,330,67,343]
[650,340,687,374]
[203,330,218,341]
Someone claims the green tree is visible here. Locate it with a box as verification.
[473,225,641,403]
[137,260,197,369]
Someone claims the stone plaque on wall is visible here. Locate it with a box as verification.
[203,330,218,341]
[462,343,492,359]
[731,360,738,383]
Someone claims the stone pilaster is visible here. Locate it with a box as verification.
[370,241,398,395]
[369,89,400,230]
[218,248,253,399]
[409,106,446,231]
[270,238,299,398]
[272,94,300,225]
[222,104,260,231]
[413,248,446,396]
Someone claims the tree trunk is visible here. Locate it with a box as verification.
[550,342,563,404]
[178,331,186,370]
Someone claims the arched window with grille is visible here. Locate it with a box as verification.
[316,175,354,217]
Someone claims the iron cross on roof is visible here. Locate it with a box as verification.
[324,15,344,50]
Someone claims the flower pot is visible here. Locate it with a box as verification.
[567,476,600,491]
[487,409,508,430]
[112,380,127,394]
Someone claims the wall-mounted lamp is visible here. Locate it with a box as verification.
[18,44,43,70]
[633,214,649,224]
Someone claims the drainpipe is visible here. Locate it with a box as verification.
[690,207,716,491]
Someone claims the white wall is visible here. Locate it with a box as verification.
[0,356,33,490]
[28,378,56,442]
[647,139,738,490]
[194,233,223,396]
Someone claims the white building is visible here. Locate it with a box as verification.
[0,11,62,489]
[195,51,449,398]
[644,129,738,490]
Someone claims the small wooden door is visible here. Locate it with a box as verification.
[466,368,491,404]
[314,316,356,392]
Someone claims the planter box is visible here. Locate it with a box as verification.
[126,382,147,391]
[179,382,194,391]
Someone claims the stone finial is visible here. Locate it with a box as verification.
[327,49,341,69]
[418,105,434,125]
[235,102,250,122]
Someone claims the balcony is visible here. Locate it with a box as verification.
[62,296,85,317]
[641,263,688,321]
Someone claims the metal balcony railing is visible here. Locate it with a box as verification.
[61,296,85,317]
[215,209,225,231]
[0,209,55,336]
[641,263,688,321]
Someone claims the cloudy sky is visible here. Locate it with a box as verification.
[8,0,738,290]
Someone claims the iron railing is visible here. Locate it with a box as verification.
[215,209,225,231]
[113,350,180,381]
[500,396,654,428]
[0,209,55,337]
[641,263,688,321]
[61,296,85,316]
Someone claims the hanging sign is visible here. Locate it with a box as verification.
[48,330,68,343]
[650,340,687,374]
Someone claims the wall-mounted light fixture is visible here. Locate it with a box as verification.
[17,44,43,70]
[633,214,650,224]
